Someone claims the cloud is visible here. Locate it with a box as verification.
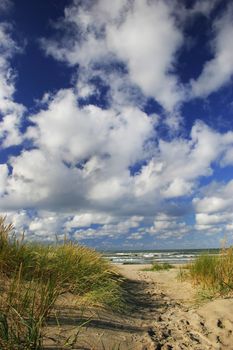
[0,88,153,212]
[0,82,232,242]
[134,121,233,199]
[0,0,12,13]
[188,0,220,17]
[0,22,24,148]
[1,94,233,220]
[0,210,69,242]
[193,180,233,236]
[0,164,8,195]
[196,212,232,225]
[73,215,144,240]
[41,0,185,111]
[27,89,153,168]
[65,213,114,230]
[194,180,233,214]
[2,147,86,211]
[148,214,189,240]
[0,209,145,243]
[106,0,184,111]
[191,5,233,97]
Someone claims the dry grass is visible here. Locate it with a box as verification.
[180,247,233,298]
[0,216,125,349]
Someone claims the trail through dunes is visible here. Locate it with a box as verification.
[43,265,233,350]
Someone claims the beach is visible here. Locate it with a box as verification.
[2,1,233,348]
[43,264,233,349]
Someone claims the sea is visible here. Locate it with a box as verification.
[103,249,220,265]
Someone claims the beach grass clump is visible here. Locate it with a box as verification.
[189,254,219,288]
[0,267,59,349]
[0,216,125,349]
[185,248,233,296]
[148,262,174,271]
[0,216,124,304]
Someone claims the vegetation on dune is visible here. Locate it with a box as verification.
[145,262,174,271]
[0,216,125,349]
[178,247,233,298]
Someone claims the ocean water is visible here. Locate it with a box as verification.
[103,249,220,265]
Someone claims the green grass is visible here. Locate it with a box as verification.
[180,248,233,298]
[177,265,190,281]
[145,262,174,271]
[0,216,125,349]
[0,268,60,349]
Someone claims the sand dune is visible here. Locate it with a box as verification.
[43,264,233,349]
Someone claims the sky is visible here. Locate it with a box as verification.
[0,0,233,250]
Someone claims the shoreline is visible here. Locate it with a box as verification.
[103,248,221,266]
[43,264,233,349]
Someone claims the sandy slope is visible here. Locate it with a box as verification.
[43,264,233,350]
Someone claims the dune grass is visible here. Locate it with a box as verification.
[0,216,125,349]
[179,247,233,298]
[145,262,174,272]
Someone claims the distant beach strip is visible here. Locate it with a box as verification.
[103,249,220,265]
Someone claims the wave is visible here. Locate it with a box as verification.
[103,249,220,265]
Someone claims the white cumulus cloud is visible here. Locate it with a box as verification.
[0,22,24,148]
[191,5,233,97]
[41,0,185,111]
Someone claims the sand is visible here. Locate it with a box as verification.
[43,264,233,349]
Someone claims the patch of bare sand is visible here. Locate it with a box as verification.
[43,264,233,350]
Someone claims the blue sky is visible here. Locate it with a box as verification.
[0,0,233,249]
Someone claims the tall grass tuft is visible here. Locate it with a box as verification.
[0,268,60,349]
[0,216,124,349]
[185,247,233,296]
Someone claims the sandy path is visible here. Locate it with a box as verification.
[43,265,233,350]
